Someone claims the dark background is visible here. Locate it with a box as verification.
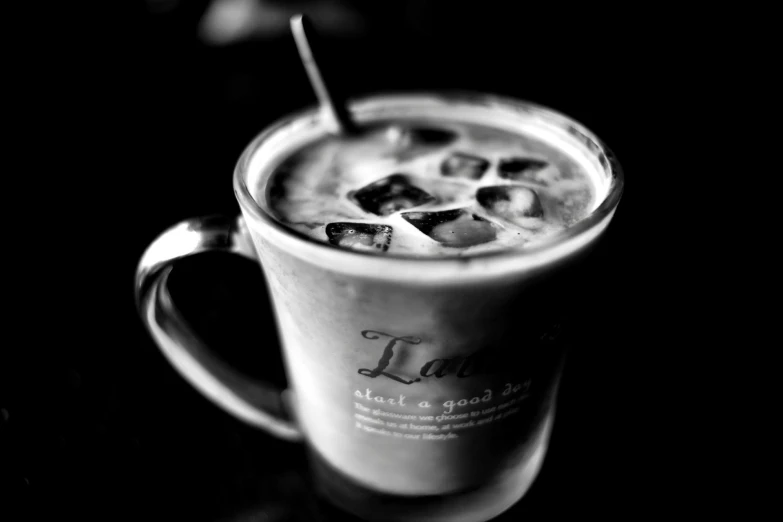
[4,1,705,520]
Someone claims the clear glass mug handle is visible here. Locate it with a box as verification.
[135,214,303,441]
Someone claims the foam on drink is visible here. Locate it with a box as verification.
[263,120,600,257]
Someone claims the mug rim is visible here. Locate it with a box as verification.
[233,91,624,275]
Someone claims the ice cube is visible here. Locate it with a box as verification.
[401,209,497,248]
[325,223,393,252]
[476,186,544,219]
[440,152,490,180]
[497,157,549,183]
[349,174,436,216]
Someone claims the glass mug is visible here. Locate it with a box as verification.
[135,92,623,522]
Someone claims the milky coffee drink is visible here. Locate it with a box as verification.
[239,96,618,522]
[267,121,599,257]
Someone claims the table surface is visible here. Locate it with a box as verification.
[3,3,692,520]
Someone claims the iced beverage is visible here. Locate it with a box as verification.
[233,93,622,522]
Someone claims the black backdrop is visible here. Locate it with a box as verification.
[4,2,702,520]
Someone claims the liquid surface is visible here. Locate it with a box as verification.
[264,121,598,257]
